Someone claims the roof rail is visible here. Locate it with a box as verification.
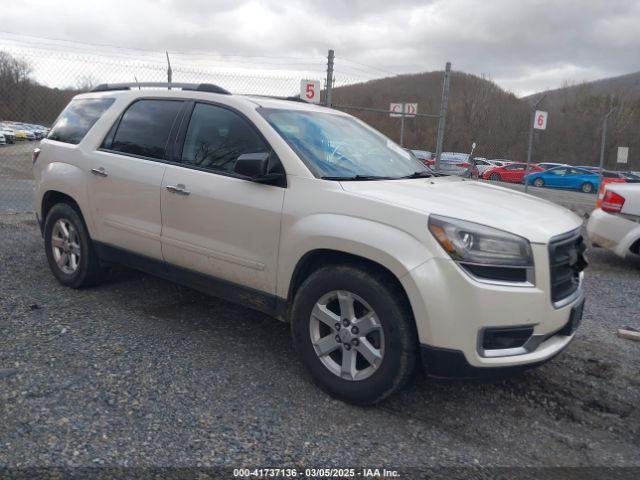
[89,82,231,94]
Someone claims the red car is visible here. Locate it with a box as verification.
[482,163,544,183]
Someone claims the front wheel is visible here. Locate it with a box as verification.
[490,173,501,181]
[533,178,545,187]
[291,265,418,405]
[581,182,594,194]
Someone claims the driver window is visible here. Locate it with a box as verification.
[182,103,269,174]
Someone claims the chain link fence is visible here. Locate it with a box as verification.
[0,36,367,213]
[2,34,638,214]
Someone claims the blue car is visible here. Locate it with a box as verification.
[525,166,601,194]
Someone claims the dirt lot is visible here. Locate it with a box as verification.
[0,213,639,472]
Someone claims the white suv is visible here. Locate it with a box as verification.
[33,83,588,404]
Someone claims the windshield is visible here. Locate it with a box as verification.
[259,108,430,179]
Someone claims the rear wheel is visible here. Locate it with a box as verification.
[44,203,106,288]
[581,182,594,194]
[291,265,418,405]
[533,178,545,187]
[490,173,501,181]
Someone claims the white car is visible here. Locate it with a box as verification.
[473,158,496,175]
[34,82,587,404]
[487,159,513,167]
[587,183,640,259]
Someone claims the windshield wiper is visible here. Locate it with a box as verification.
[398,171,434,179]
[321,175,395,181]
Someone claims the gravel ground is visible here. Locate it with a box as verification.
[0,213,639,471]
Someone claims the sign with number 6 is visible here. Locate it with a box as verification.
[534,110,548,130]
[300,79,321,104]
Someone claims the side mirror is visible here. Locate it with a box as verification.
[234,152,270,178]
[234,152,286,186]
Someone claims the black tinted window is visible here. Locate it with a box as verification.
[47,98,114,145]
[182,103,268,173]
[109,100,182,160]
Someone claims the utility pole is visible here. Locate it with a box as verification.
[598,95,616,185]
[434,62,451,173]
[524,93,546,193]
[325,49,334,107]
[166,51,172,88]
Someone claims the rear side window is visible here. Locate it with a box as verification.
[47,98,114,145]
[108,100,183,160]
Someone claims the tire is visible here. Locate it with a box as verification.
[490,173,501,181]
[291,264,418,405]
[533,178,545,187]
[581,182,594,194]
[43,203,106,288]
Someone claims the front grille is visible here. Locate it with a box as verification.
[548,229,587,305]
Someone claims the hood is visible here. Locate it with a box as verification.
[340,176,583,244]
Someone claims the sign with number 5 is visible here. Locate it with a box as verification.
[300,79,321,104]
[534,110,548,130]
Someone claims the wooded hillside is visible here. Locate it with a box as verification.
[333,71,640,170]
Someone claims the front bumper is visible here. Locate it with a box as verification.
[400,243,584,373]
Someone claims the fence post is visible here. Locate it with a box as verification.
[400,107,405,147]
[598,95,616,186]
[325,49,334,107]
[524,94,546,193]
[434,62,451,173]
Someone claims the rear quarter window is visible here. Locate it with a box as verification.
[47,98,115,145]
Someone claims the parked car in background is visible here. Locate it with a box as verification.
[538,162,568,170]
[1,126,16,144]
[487,159,514,167]
[482,163,544,183]
[0,133,6,145]
[576,166,599,172]
[525,166,601,193]
[410,150,433,162]
[473,158,496,176]
[437,152,472,175]
[12,125,36,140]
[587,183,640,259]
[622,172,640,182]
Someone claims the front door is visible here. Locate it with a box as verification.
[160,102,285,294]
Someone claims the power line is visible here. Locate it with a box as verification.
[0,30,326,64]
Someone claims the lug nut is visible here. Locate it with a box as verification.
[334,323,341,331]
[335,335,341,343]
[351,338,359,346]
[351,326,359,335]
[342,319,350,327]
[344,343,351,350]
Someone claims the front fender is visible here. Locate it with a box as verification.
[276,213,433,299]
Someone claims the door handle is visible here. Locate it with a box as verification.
[91,167,108,177]
[166,184,190,195]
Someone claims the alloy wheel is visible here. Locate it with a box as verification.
[309,290,385,381]
[51,218,81,274]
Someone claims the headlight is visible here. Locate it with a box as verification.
[428,215,534,284]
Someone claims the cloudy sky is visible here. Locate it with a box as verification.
[1,0,638,95]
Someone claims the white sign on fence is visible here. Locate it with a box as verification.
[390,103,418,117]
[389,103,404,117]
[404,103,418,117]
[300,79,320,104]
[534,110,548,130]
[617,146,629,164]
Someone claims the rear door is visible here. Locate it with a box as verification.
[88,99,184,260]
[160,102,285,294]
